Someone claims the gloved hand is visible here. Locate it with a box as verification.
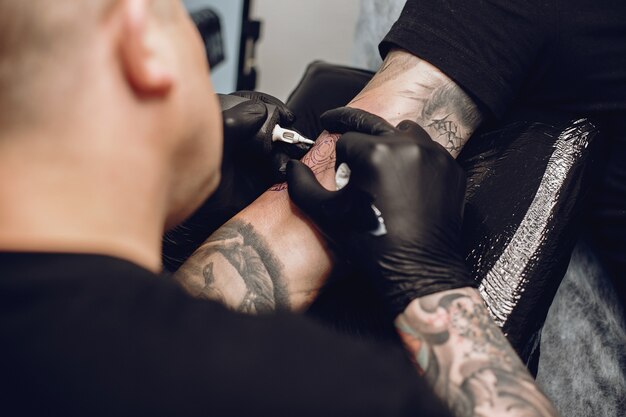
[227,91,311,179]
[287,107,476,316]
[162,92,297,272]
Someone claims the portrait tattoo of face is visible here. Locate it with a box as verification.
[174,220,290,313]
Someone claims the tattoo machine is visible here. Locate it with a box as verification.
[218,94,315,153]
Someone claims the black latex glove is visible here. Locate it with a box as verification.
[162,93,295,272]
[287,107,476,316]
[228,90,295,128]
[229,91,311,179]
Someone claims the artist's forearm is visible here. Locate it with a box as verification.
[395,287,559,417]
[350,49,483,157]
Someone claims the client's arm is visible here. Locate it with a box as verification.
[396,288,558,417]
[349,49,483,157]
[173,133,340,312]
[174,49,483,312]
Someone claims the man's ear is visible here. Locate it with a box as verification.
[119,0,173,96]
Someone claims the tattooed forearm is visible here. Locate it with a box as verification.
[350,49,483,157]
[274,50,479,196]
[174,220,290,313]
[396,288,559,417]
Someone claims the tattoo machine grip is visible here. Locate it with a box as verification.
[218,94,279,156]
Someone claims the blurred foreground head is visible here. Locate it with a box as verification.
[0,0,223,228]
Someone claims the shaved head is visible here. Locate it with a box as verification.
[0,0,179,128]
[0,0,224,266]
[0,1,114,126]
[0,1,110,48]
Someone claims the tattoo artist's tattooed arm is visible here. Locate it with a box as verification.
[396,288,560,417]
[174,220,290,313]
[350,48,483,157]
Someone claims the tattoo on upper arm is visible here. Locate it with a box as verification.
[174,220,290,313]
[396,291,558,417]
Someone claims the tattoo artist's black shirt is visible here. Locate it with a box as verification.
[381,0,626,297]
[0,253,449,417]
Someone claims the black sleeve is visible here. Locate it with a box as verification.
[379,0,555,118]
[8,260,449,417]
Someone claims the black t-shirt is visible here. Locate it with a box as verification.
[380,0,626,296]
[0,253,449,417]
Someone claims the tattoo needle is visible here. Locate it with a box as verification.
[272,125,316,146]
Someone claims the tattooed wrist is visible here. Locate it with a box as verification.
[350,49,482,157]
[174,220,290,313]
[396,288,559,417]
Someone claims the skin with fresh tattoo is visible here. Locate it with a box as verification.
[396,287,559,417]
[269,133,340,192]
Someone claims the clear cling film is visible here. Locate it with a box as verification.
[458,116,600,364]
[478,120,596,328]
